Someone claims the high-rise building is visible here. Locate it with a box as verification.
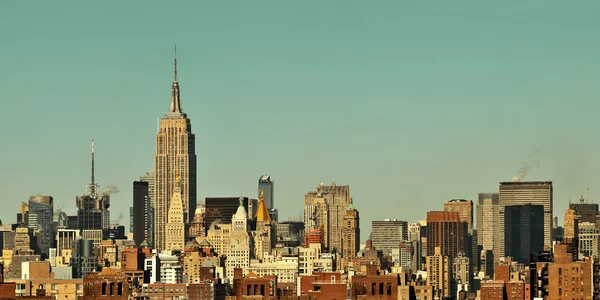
[495,181,553,261]
[476,193,499,251]
[444,199,473,234]
[548,244,593,299]
[370,219,408,255]
[132,181,151,246]
[426,246,451,299]
[76,141,110,231]
[303,183,352,252]
[154,49,197,251]
[258,175,274,210]
[569,193,598,224]
[504,204,544,265]
[140,170,155,208]
[341,203,360,269]
[453,253,471,292]
[27,196,53,258]
[426,211,467,261]
[577,222,598,259]
[166,176,185,251]
[564,207,579,254]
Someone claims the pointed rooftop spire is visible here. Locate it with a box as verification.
[256,190,271,222]
[174,44,178,82]
[168,45,183,115]
[91,140,95,186]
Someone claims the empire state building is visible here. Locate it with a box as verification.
[154,48,197,251]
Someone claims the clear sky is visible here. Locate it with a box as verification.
[1,1,599,238]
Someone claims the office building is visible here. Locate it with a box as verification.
[154,49,197,251]
[258,174,274,210]
[426,211,467,261]
[569,193,598,224]
[370,219,408,255]
[426,247,451,299]
[303,183,352,252]
[341,203,360,268]
[444,199,473,234]
[504,204,544,265]
[476,193,499,251]
[27,196,54,258]
[226,198,251,280]
[132,181,151,246]
[139,170,155,208]
[495,181,552,262]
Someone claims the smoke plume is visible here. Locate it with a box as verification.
[511,150,541,182]
[102,185,120,195]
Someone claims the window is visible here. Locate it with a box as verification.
[51,284,58,291]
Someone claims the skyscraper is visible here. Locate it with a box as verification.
[426,211,467,261]
[341,203,360,269]
[370,219,408,255]
[258,174,274,210]
[76,140,110,231]
[154,49,197,251]
[476,193,499,251]
[304,183,352,252]
[444,199,473,234]
[140,170,155,208]
[504,204,544,265]
[495,181,553,261]
[27,195,53,258]
[132,181,150,246]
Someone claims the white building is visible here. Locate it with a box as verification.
[248,255,298,283]
[226,198,252,281]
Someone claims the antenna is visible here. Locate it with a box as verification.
[91,140,95,186]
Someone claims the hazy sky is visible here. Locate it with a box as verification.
[1,1,600,238]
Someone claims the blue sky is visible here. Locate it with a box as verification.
[1,1,599,237]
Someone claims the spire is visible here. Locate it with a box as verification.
[256,190,271,222]
[168,45,183,115]
[91,140,95,186]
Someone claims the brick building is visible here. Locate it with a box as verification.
[82,268,129,300]
[351,267,399,300]
[548,244,593,300]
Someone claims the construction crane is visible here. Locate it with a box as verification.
[580,188,590,204]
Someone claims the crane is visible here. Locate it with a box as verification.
[580,188,590,204]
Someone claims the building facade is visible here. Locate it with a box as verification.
[371,219,408,255]
[258,174,274,210]
[444,199,473,234]
[476,193,499,252]
[28,196,54,258]
[165,176,185,251]
[504,204,545,265]
[132,181,150,247]
[426,211,466,261]
[154,50,197,251]
[496,181,553,261]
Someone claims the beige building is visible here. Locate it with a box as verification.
[444,199,473,234]
[154,50,197,251]
[226,198,252,280]
[248,255,298,283]
[341,204,360,270]
[303,183,352,253]
[426,246,451,299]
[495,181,553,261]
[476,193,499,251]
[206,223,231,257]
[166,176,185,251]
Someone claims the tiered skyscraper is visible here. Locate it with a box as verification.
[154,49,197,251]
[76,140,110,231]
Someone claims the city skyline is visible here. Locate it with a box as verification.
[2,1,600,238]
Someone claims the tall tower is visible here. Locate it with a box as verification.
[258,175,274,209]
[76,140,110,231]
[154,48,197,251]
[341,203,360,270]
[166,174,185,251]
[304,183,352,252]
[495,181,552,262]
